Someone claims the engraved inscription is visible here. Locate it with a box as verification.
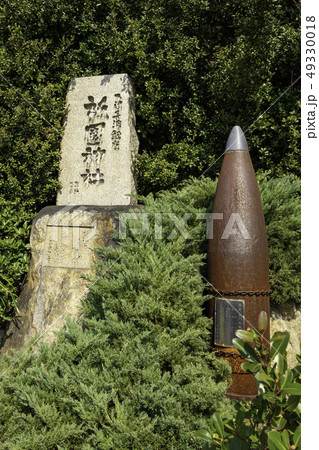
[81,95,108,188]
[85,123,106,145]
[43,224,96,268]
[214,298,245,347]
[112,93,122,151]
[84,96,108,122]
[69,181,79,195]
[56,74,139,206]
[81,168,104,186]
[81,147,106,167]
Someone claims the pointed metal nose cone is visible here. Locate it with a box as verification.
[225,126,249,152]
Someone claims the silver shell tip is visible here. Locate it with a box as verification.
[225,126,249,152]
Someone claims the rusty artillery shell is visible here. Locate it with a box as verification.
[207,125,270,400]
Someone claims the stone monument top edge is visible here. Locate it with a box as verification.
[67,73,134,93]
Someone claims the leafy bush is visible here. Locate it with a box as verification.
[195,312,301,449]
[258,174,300,305]
[0,198,33,323]
[1,0,300,202]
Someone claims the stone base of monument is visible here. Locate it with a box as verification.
[0,205,141,356]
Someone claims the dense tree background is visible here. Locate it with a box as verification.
[0,0,300,319]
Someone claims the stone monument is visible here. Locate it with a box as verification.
[57,74,138,206]
[0,74,139,355]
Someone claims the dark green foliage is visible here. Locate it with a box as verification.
[0,178,233,448]
[1,0,300,201]
[0,175,300,446]
[258,174,300,305]
[195,313,301,449]
[0,321,230,448]
[0,198,33,323]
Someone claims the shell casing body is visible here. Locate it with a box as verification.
[207,146,270,400]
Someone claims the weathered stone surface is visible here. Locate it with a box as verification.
[270,302,301,368]
[57,74,139,206]
[0,205,139,356]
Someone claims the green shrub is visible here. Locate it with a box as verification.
[0,177,233,448]
[136,142,215,194]
[0,198,34,323]
[195,312,301,449]
[258,174,300,305]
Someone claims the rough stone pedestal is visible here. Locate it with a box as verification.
[270,302,301,368]
[0,205,138,356]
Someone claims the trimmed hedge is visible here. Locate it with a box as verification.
[0,198,33,322]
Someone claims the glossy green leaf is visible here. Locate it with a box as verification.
[212,412,224,439]
[235,329,255,343]
[232,338,259,363]
[267,430,287,450]
[258,311,268,335]
[271,332,290,360]
[282,382,301,396]
[264,391,276,403]
[255,369,274,386]
[279,369,293,389]
[286,395,301,412]
[270,331,289,343]
[267,437,277,450]
[294,424,301,448]
[224,423,235,432]
[275,417,287,431]
[241,361,262,373]
[194,429,213,442]
[281,430,290,448]
[273,353,285,377]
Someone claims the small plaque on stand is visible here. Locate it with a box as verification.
[214,298,245,347]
